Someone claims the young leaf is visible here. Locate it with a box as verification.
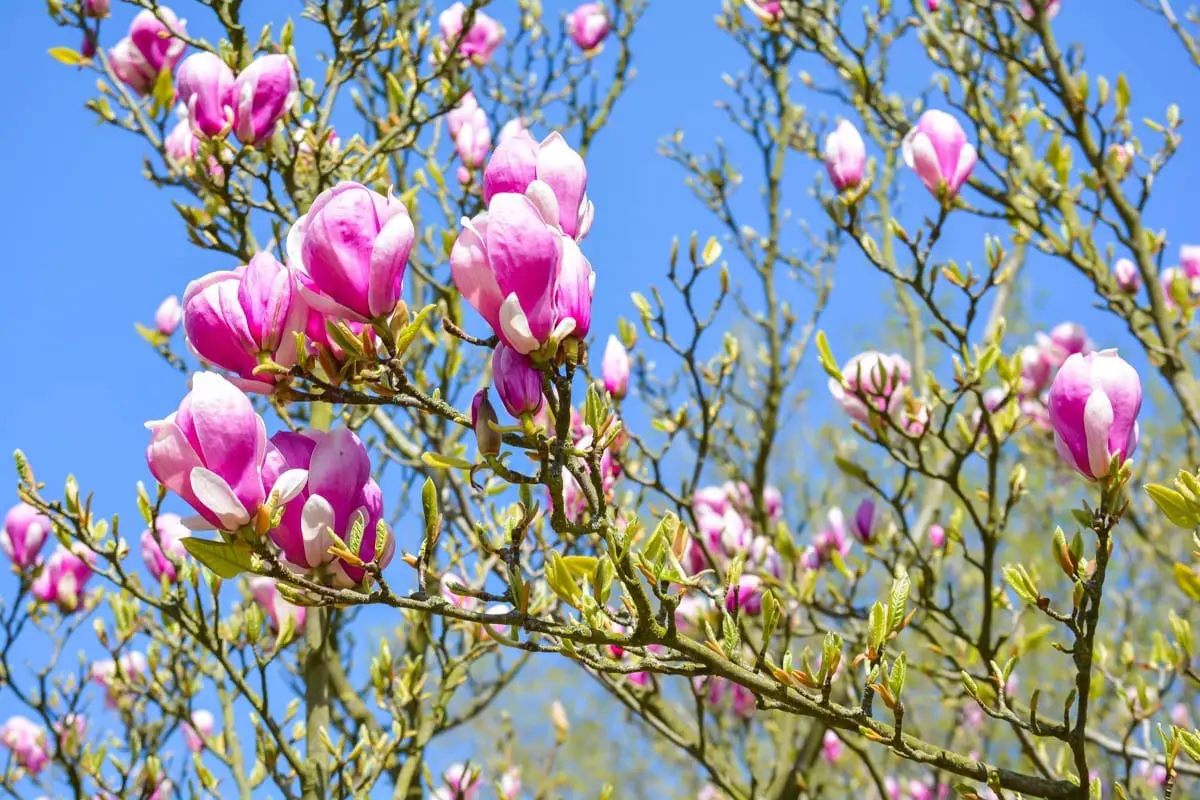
[180,538,254,579]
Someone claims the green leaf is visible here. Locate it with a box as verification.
[868,601,886,652]
[833,456,868,482]
[888,651,907,700]
[815,330,841,380]
[701,236,722,266]
[1002,564,1039,604]
[1115,73,1131,115]
[421,452,474,471]
[393,304,437,360]
[888,574,911,633]
[181,538,254,579]
[420,477,441,559]
[344,513,365,558]
[561,555,598,579]
[1174,563,1200,602]
[48,46,84,65]
[1147,483,1200,528]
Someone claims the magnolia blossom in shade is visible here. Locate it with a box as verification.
[262,428,395,586]
[249,576,307,631]
[110,8,187,95]
[725,574,763,615]
[182,709,215,753]
[851,498,878,543]
[439,3,505,64]
[1019,0,1062,20]
[696,675,756,718]
[902,110,977,199]
[1137,760,1168,788]
[1048,350,1142,481]
[141,513,188,583]
[155,295,182,336]
[287,182,415,321]
[1114,258,1141,293]
[483,132,594,241]
[176,52,235,138]
[1037,322,1092,369]
[567,3,611,51]
[83,0,110,17]
[805,507,852,569]
[0,717,49,775]
[602,335,630,399]
[451,191,594,354]
[824,120,866,191]
[3,502,51,569]
[821,730,843,763]
[448,92,492,170]
[183,252,306,392]
[744,0,782,23]
[233,54,299,145]
[32,545,94,612]
[828,351,912,424]
[928,523,946,548]
[145,372,281,531]
[498,767,521,800]
[91,652,148,707]
[493,344,545,418]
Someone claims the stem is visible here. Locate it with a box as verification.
[303,607,330,800]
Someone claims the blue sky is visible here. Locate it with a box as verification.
[2,0,1199,794]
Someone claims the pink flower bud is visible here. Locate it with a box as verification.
[1037,322,1092,368]
[3,503,51,569]
[821,730,843,763]
[1114,258,1141,293]
[287,182,415,322]
[83,0,110,17]
[32,544,94,612]
[165,116,200,164]
[471,390,502,456]
[928,523,946,548]
[828,351,911,424]
[82,32,98,59]
[111,9,187,95]
[493,344,545,417]
[567,4,611,51]
[442,763,481,800]
[1019,0,1062,20]
[1108,141,1135,178]
[233,54,299,145]
[498,118,533,145]
[249,576,306,631]
[744,0,782,23]
[141,513,188,583]
[725,574,763,615]
[902,109,977,200]
[449,93,492,169]
[499,767,521,800]
[1182,245,1200,280]
[852,498,878,543]
[439,3,505,65]
[0,717,49,775]
[483,132,593,241]
[926,0,941,9]
[154,294,182,336]
[182,252,306,392]
[824,120,866,191]
[182,709,215,753]
[262,428,394,586]
[145,372,271,531]
[602,335,631,399]
[176,52,235,138]
[1048,350,1142,481]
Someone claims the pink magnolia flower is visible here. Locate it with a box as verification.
[182,709,215,753]
[83,0,110,18]
[696,676,756,718]
[441,572,478,610]
[249,576,307,631]
[724,574,763,615]
[482,132,594,241]
[262,428,395,586]
[448,92,492,171]
[233,54,299,145]
[807,507,852,568]
[54,714,86,755]
[928,523,946,548]
[155,295,182,336]
[32,544,94,612]
[567,3,611,51]
[493,344,545,418]
[1036,322,1092,369]
[821,730,843,763]
[1048,350,1142,481]
[1171,702,1193,728]
[498,118,533,145]
[439,3,505,65]
[1019,0,1062,21]
[498,767,521,800]
[851,498,878,543]
[1137,759,1168,787]
[91,652,148,707]
[1181,245,1200,280]
[110,8,187,95]
[1108,141,1135,178]
[440,762,481,800]
[146,372,289,531]
[0,717,49,775]
[451,191,594,355]
[3,502,51,569]
[744,0,782,23]
[182,252,307,393]
[602,335,630,399]
[1019,344,1053,396]
[828,351,912,424]
[824,120,866,191]
[902,110,977,200]
[926,0,941,9]
[175,52,235,138]
[165,116,200,164]
[1160,266,1200,311]
[1114,258,1141,294]
[141,513,189,584]
[287,182,415,322]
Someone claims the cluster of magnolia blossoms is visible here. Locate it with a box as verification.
[3,502,97,613]
[430,763,520,800]
[828,350,927,435]
[1012,322,1094,430]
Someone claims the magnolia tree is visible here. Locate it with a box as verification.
[11,0,1200,797]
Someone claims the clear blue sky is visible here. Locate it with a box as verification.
[1,0,1198,794]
